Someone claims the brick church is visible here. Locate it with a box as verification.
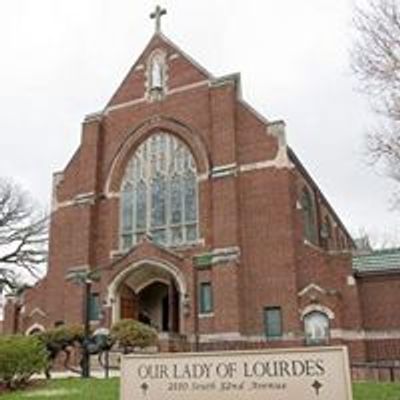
[4,7,400,363]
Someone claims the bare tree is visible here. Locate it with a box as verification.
[0,179,48,292]
[351,0,400,181]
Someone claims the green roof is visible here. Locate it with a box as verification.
[353,248,400,273]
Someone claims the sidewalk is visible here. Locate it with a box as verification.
[34,369,121,380]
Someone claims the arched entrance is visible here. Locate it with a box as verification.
[107,259,186,334]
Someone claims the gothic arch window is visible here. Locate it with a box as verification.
[120,132,198,249]
[304,311,330,345]
[301,187,317,244]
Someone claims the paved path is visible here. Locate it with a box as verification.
[34,369,120,380]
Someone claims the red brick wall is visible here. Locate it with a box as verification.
[358,275,400,330]
[7,33,399,366]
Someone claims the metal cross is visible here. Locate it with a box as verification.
[150,5,167,33]
[312,380,323,396]
[141,382,149,396]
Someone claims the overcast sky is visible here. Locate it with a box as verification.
[1,0,398,246]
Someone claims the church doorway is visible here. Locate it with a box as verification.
[111,261,184,334]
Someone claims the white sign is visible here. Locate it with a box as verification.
[121,346,353,400]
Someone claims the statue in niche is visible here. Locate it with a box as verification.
[151,57,164,90]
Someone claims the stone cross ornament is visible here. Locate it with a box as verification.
[150,5,167,33]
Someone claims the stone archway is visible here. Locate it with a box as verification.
[107,259,186,334]
[25,323,45,336]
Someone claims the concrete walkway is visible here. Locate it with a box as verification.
[34,369,120,380]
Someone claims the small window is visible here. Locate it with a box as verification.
[264,307,282,339]
[199,282,213,314]
[304,311,330,345]
[89,293,101,321]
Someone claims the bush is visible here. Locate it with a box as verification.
[38,325,85,377]
[111,319,157,353]
[0,335,48,389]
[39,325,84,351]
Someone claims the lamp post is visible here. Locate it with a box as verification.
[66,269,100,379]
[81,277,92,379]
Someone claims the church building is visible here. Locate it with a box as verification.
[4,7,400,364]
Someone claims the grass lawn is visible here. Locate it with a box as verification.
[1,379,400,399]
[0,378,120,400]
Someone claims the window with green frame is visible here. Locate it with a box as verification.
[199,282,213,314]
[89,293,101,321]
[264,306,282,339]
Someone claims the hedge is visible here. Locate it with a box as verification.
[0,335,48,389]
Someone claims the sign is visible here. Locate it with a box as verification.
[121,346,353,400]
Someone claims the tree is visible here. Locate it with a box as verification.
[351,0,400,182]
[0,179,48,292]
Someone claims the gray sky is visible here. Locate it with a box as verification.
[0,0,398,246]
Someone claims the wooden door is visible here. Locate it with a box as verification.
[120,285,138,320]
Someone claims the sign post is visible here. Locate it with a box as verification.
[121,346,353,400]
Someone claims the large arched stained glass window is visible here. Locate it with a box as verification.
[120,133,198,249]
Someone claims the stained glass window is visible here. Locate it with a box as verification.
[120,133,198,248]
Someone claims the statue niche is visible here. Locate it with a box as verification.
[147,51,167,100]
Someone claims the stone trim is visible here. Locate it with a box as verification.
[51,172,64,212]
[55,148,296,210]
[239,145,293,173]
[65,265,90,281]
[267,120,286,147]
[168,80,209,96]
[106,258,187,328]
[210,73,241,89]
[73,192,96,206]
[188,329,400,343]
[190,332,296,343]
[104,80,209,114]
[331,329,400,341]
[25,323,45,335]
[54,192,96,211]
[210,163,237,179]
[298,283,327,297]
[28,307,47,319]
[199,313,215,319]
[84,112,103,123]
[194,247,241,268]
[106,97,147,114]
[169,53,180,61]
[300,304,335,320]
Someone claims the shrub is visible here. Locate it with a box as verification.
[0,335,48,389]
[38,325,85,377]
[39,324,84,351]
[111,319,157,353]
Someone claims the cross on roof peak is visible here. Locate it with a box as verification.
[150,5,167,34]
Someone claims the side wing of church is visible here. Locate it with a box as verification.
[4,24,400,363]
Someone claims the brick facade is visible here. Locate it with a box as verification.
[4,32,400,363]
